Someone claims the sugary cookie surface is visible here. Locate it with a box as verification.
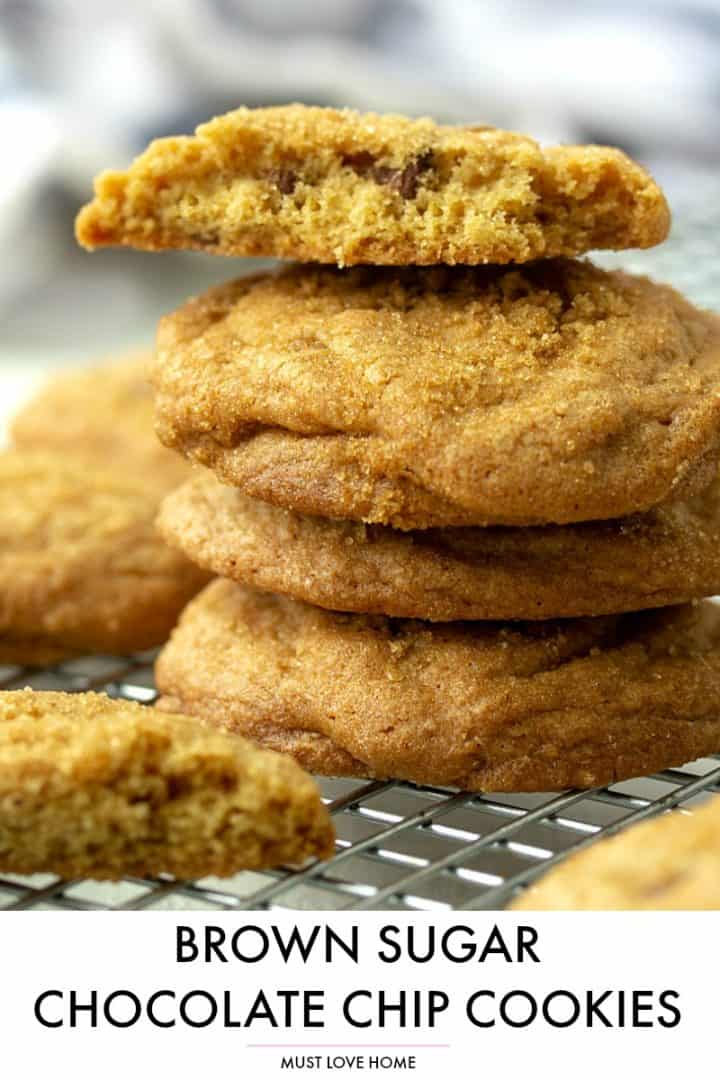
[0,451,208,662]
[152,260,720,529]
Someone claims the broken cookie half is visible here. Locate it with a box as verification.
[75,104,669,266]
[0,691,335,880]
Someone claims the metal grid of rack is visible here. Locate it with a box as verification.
[2,192,719,911]
[1,653,719,912]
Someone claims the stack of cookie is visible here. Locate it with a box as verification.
[77,105,720,793]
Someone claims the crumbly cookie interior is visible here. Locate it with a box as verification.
[0,691,334,879]
[76,106,669,265]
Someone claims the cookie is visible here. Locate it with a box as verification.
[75,104,669,266]
[152,261,720,529]
[158,471,720,621]
[0,690,335,879]
[511,796,720,910]
[155,580,720,792]
[0,451,209,664]
[11,352,190,490]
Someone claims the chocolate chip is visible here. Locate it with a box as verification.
[343,149,434,198]
[167,775,193,799]
[343,152,398,187]
[342,151,377,174]
[372,165,396,185]
[391,150,434,199]
[272,169,298,195]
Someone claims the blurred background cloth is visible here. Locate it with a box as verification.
[1,0,719,381]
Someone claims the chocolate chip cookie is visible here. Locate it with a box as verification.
[511,796,720,910]
[0,451,209,664]
[0,690,335,879]
[11,351,191,489]
[158,471,720,621]
[152,261,720,529]
[155,580,720,792]
[76,105,669,265]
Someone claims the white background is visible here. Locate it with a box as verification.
[0,911,715,1080]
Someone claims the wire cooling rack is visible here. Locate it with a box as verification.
[1,653,719,912]
[2,189,720,911]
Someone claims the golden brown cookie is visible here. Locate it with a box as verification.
[0,451,209,664]
[155,580,720,793]
[511,796,720,910]
[75,104,669,265]
[0,690,335,880]
[152,261,720,529]
[158,471,720,621]
[11,352,190,490]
